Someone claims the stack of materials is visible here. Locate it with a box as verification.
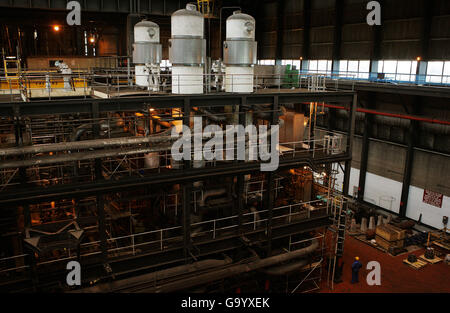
[375,224,406,250]
[404,232,428,246]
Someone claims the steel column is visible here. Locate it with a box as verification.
[275,0,285,61]
[399,97,422,217]
[357,96,375,201]
[399,120,418,217]
[343,94,357,196]
[303,0,311,60]
[182,98,192,262]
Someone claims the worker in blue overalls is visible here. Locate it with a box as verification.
[351,256,363,284]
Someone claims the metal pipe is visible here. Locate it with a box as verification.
[263,259,309,276]
[74,258,233,293]
[199,188,227,207]
[0,144,173,169]
[0,133,174,157]
[140,239,319,293]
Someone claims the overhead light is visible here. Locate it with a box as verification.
[89,37,95,44]
[53,25,60,32]
[416,56,422,61]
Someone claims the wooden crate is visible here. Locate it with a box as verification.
[376,224,405,241]
[403,258,427,270]
[375,235,404,250]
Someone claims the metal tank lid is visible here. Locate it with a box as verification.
[135,20,159,28]
[227,10,255,22]
[172,4,203,17]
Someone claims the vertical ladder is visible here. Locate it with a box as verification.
[328,196,347,290]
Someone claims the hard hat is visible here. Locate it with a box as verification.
[355,256,360,261]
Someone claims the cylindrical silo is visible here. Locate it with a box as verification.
[169,4,206,94]
[132,20,162,90]
[224,11,257,93]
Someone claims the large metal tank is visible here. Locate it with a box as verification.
[132,20,162,89]
[169,4,206,94]
[224,11,257,93]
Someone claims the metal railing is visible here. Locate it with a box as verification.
[0,197,333,274]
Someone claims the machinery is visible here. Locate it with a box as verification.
[132,20,162,91]
[169,4,206,94]
[0,7,356,294]
[223,11,257,93]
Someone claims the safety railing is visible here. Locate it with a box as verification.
[0,196,333,275]
[0,130,347,191]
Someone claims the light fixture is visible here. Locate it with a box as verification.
[416,56,422,61]
[53,25,60,32]
[89,37,95,44]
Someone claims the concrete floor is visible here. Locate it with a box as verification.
[322,235,450,293]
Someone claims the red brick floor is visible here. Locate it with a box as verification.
[321,235,450,293]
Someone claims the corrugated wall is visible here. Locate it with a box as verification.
[256,0,450,60]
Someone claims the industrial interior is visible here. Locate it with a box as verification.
[0,0,449,294]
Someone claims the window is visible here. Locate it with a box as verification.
[339,60,370,79]
[378,60,417,82]
[358,61,370,79]
[427,61,444,83]
[279,59,301,70]
[258,60,275,66]
[443,61,450,84]
[307,60,332,75]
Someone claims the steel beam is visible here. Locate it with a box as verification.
[0,92,355,117]
[0,153,350,206]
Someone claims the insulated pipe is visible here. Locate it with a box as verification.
[74,258,233,293]
[0,144,173,169]
[70,121,110,142]
[140,239,319,293]
[199,188,227,207]
[0,132,174,157]
[263,259,309,276]
[192,107,228,122]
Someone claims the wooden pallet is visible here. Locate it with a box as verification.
[419,254,443,264]
[352,234,387,253]
[403,258,427,270]
[432,241,450,251]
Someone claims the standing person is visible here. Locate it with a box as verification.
[351,256,363,284]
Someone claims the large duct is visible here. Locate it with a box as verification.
[74,239,318,293]
[74,258,233,293]
[132,20,162,90]
[169,4,206,94]
[140,239,319,292]
[224,11,257,93]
